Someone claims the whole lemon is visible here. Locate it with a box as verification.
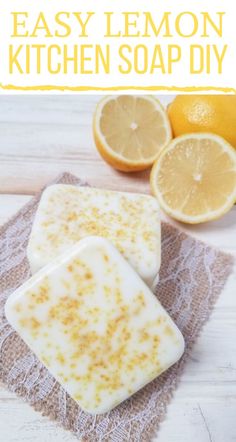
[168,95,236,148]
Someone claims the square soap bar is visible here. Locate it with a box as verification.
[27,184,161,286]
[5,237,184,415]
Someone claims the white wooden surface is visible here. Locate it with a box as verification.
[0,96,235,442]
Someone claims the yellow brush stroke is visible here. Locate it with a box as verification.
[0,83,235,93]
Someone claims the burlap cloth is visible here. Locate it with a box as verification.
[0,172,234,442]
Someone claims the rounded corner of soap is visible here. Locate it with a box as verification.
[147,193,160,209]
[26,247,42,275]
[42,183,62,197]
[78,402,109,416]
[177,331,185,360]
[80,235,113,250]
[4,295,13,325]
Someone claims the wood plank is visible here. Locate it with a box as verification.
[0,382,235,442]
[0,159,151,195]
[0,95,169,195]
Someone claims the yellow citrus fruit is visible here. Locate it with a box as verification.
[150,133,236,224]
[168,95,236,149]
[93,95,172,172]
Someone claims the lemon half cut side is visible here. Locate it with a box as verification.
[150,133,236,224]
[93,95,172,172]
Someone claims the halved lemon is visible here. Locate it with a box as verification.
[93,95,172,172]
[150,133,236,224]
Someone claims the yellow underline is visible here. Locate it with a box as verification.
[0,84,235,93]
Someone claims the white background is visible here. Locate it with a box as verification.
[0,0,235,93]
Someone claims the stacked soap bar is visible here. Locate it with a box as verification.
[5,237,184,415]
[27,185,161,286]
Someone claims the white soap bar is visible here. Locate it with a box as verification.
[27,184,161,286]
[5,237,184,415]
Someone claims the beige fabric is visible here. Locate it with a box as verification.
[0,172,234,442]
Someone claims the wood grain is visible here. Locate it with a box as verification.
[0,96,235,442]
[0,96,153,194]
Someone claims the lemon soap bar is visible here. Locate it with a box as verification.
[5,237,184,415]
[27,184,161,286]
